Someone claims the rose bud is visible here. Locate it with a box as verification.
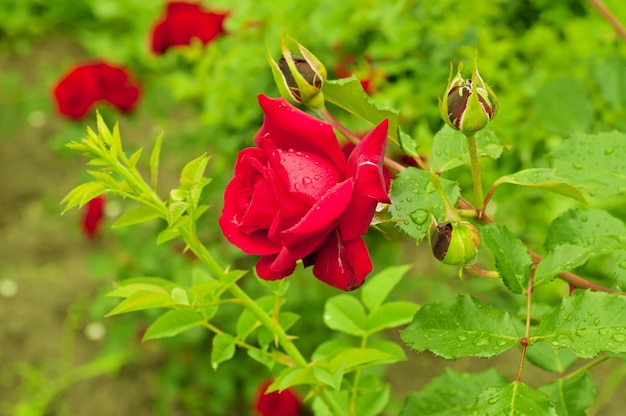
[430,220,481,265]
[269,38,327,109]
[439,61,498,134]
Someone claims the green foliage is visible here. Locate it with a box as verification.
[400,368,508,416]
[469,382,557,416]
[401,295,522,359]
[431,126,504,173]
[389,168,460,241]
[532,291,626,358]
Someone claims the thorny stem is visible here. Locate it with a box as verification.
[465,133,485,217]
[516,270,535,382]
[587,0,626,41]
[315,107,419,173]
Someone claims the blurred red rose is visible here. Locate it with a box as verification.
[253,380,301,416]
[81,196,106,239]
[151,1,229,54]
[219,94,389,291]
[334,53,383,95]
[53,61,141,119]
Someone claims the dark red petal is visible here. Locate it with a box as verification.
[256,253,295,281]
[254,380,301,416]
[81,196,106,239]
[312,232,372,291]
[255,95,347,173]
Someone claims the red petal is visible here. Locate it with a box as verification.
[312,231,372,290]
[255,95,347,173]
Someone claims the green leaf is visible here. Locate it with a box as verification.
[525,341,578,373]
[149,133,163,190]
[481,224,533,294]
[168,201,188,225]
[389,168,460,242]
[550,130,626,197]
[170,287,189,305]
[544,209,626,250]
[314,365,343,391]
[368,339,407,363]
[400,368,507,416]
[469,382,557,416]
[323,77,400,143]
[401,295,521,359]
[323,295,366,336]
[180,153,209,188]
[273,366,317,391]
[540,371,597,416]
[106,283,170,298]
[361,265,412,312]
[127,147,143,168]
[492,168,588,204]
[534,76,593,135]
[365,301,419,333]
[312,339,354,361]
[534,244,600,287]
[211,333,236,370]
[236,296,274,340]
[329,348,394,371]
[432,126,504,172]
[156,216,189,245]
[111,205,162,228]
[356,383,390,416]
[142,309,205,341]
[105,291,173,317]
[60,181,107,214]
[247,347,275,370]
[532,291,626,358]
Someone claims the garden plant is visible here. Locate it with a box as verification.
[2,0,626,415]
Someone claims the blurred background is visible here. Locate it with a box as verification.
[2,0,626,414]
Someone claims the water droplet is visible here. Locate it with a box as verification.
[605,146,615,155]
[599,328,609,336]
[457,335,467,341]
[302,177,312,186]
[473,337,490,346]
[406,196,412,202]
[294,183,301,191]
[496,340,507,346]
[593,318,600,326]
[409,209,429,225]
[564,314,573,321]
[572,162,583,170]
[611,333,626,342]
[581,216,588,222]
[619,261,626,270]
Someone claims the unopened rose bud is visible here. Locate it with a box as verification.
[430,220,481,265]
[439,61,498,134]
[269,38,327,109]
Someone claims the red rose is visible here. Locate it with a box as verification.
[81,195,106,239]
[151,1,228,54]
[253,380,301,416]
[219,95,389,291]
[53,61,141,119]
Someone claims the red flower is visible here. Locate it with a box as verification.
[81,196,106,239]
[53,61,141,119]
[253,380,301,416]
[151,1,228,54]
[219,95,389,291]
[334,53,382,95]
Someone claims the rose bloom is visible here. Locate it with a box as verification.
[151,1,228,54]
[219,95,389,291]
[253,380,301,416]
[81,195,106,239]
[53,61,141,119]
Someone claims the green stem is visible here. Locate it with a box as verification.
[429,170,459,220]
[465,133,485,215]
[180,229,346,416]
[349,335,369,415]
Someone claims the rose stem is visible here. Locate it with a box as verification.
[465,133,485,217]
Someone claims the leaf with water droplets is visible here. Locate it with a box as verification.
[401,294,522,359]
[469,381,557,416]
[492,168,588,204]
[532,291,626,358]
[389,167,460,243]
[544,209,626,250]
[481,224,533,294]
[549,130,626,198]
[432,125,504,172]
[525,340,577,373]
[399,368,507,416]
[539,370,597,416]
